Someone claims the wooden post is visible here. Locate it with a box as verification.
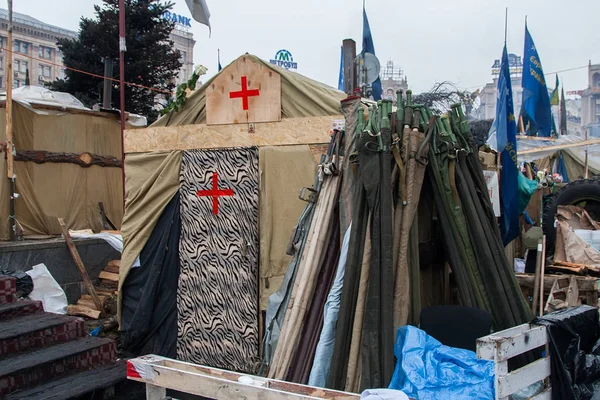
[58,218,104,313]
[146,384,167,400]
[6,0,14,240]
[584,127,589,179]
[531,239,543,315]
[342,39,356,96]
[539,235,547,317]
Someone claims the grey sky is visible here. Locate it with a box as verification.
[16,0,600,94]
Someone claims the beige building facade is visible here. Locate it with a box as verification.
[0,8,195,94]
[0,9,77,89]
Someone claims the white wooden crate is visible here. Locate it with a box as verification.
[477,323,551,400]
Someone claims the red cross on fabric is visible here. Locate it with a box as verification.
[196,172,234,215]
[229,76,260,111]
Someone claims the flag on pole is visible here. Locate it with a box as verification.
[494,45,519,245]
[521,24,553,137]
[362,3,382,101]
[560,85,567,136]
[218,49,222,72]
[550,74,559,106]
[338,46,344,92]
[185,0,211,34]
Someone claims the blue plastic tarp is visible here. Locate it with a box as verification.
[389,326,495,400]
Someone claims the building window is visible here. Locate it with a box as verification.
[13,40,29,54]
[38,64,51,77]
[0,57,3,70]
[13,79,22,88]
[38,46,52,59]
[0,77,3,88]
[181,50,187,63]
[593,73,600,89]
[14,60,27,73]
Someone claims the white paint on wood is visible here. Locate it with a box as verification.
[497,357,551,398]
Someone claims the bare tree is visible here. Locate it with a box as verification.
[413,82,478,116]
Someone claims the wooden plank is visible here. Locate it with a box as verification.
[95,287,114,296]
[129,363,358,400]
[67,305,101,319]
[127,356,359,400]
[104,264,120,274]
[5,12,13,179]
[516,273,598,292]
[146,384,167,400]
[497,357,551,398]
[81,294,107,302]
[206,55,281,125]
[495,326,547,361]
[77,298,100,311]
[58,218,104,314]
[99,271,120,282]
[124,115,341,153]
[519,137,600,155]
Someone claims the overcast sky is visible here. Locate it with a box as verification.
[16,0,600,94]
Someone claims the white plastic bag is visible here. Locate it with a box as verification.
[360,389,409,400]
[25,263,68,314]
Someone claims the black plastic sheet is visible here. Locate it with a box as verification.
[121,193,181,358]
[0,270,33,298]
[537,306,600,400]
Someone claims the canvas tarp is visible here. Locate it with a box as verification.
[118,145,318,318]
[119,150,183,302]
[0,102,124,239]
[259,145,317,309]
[152,55,345,127]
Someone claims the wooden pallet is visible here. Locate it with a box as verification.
[127,355,359,400]
[516,273,598,310]
[477,323,551,400]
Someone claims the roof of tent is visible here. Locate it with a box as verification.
[152,54,346,127]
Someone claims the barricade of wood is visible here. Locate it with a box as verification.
[516,273,598,310]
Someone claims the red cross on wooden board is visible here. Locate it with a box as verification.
[229,76,260,111]
[196,172,234,215]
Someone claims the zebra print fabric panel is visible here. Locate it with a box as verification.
[178,147,259,373]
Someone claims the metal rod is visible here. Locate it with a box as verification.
[6,0,14,240]
[118,0,126,210]
[504,8,508,44]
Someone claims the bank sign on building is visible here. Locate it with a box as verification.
[270,50,297,70]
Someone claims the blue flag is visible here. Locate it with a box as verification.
[493,45,519,245]
[338,46,344,91]
[218,49,222,72]
[362,5,382,100]
[521,25,553,137]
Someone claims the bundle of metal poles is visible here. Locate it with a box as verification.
[262,93,532,391]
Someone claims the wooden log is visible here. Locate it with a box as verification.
[77,298,100,311]
[67,304,101,319]
[15,150,122,168]
[99,271,120,282]
[58,218,104,314]
[96,287,115,295]
[104,264,120,274]
[81,294,106,302]
[101,279,118,289]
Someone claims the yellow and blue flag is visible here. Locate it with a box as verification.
[521,25,553,137]
[550,74,559,106]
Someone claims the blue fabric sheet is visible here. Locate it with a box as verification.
[307,223,352,387]
[389,326,495,400]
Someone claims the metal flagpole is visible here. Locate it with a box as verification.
[118,0,126,209]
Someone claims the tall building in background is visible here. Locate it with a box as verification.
[581,62,600,137]
[476,53,523,121]
[0,8,195,92]
[0,9,77,89]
